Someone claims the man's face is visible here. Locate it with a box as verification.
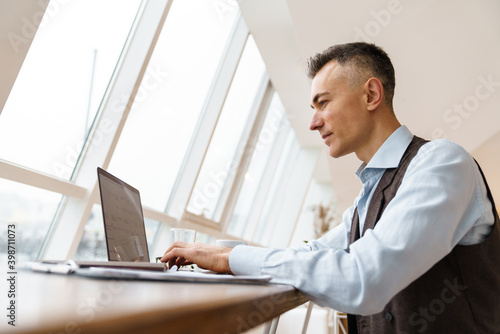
[309,61,371,159]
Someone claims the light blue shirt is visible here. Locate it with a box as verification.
[229,125,494,315]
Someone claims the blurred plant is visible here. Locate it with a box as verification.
[310,203,338,239]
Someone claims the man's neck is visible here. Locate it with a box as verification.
[356,114,401,163]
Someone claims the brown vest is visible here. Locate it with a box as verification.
[347,136,500,334]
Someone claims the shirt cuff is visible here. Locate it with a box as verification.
[229,245,270,275]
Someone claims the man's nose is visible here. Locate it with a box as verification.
[309,112,323,131]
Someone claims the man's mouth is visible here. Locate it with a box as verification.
[322,133,332,141]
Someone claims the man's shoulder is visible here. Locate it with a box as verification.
[419,138,470,158]
[403,137,479,192]
[409,138,474,173]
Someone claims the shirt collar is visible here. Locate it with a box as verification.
[355,125,414,177]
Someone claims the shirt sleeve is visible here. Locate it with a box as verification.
[229,140,491,315]
[230,214,350,275]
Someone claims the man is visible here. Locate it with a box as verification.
[162,42,500,333]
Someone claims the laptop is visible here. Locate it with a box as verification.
[98,167,150,262]
[93,167,165,270]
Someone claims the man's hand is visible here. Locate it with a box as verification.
[160,242,232,273]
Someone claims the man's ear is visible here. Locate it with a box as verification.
[365,77,384,111]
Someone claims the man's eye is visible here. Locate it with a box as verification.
[319,100,327,107]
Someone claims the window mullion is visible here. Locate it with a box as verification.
[219,79,273,234]
[257,136,302,245]
[267,148,320,247]
[247,124,290,241]
[0,159,86,199]
[165,16,249,225]
[212,74,269,222]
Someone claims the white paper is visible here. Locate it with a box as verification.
[75,267,272,284]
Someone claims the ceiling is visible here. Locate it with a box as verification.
[238,0,500,211]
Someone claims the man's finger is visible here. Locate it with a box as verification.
[161,241,189,263]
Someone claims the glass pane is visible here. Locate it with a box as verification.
[0,0,141,179]
[74,204,160,262]
[108,0,239,211]
[252,130,300,245]
[187,36,266,220]
[289,180,337,248]
[267,147,320,248]
[0,179,62,263]
[228,93,287,238]
[74,206,107,261]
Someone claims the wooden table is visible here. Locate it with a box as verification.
[6,270,308,334]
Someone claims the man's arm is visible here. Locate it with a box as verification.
[161,209,351,273]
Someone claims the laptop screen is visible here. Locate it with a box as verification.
[97,167,150,262]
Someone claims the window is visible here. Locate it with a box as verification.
[186,36,266,221]
[252,130,299,244]
[108,0,240,212]
[0,0,142,179]
[227,93,288,238]
[289,180,337,247]
[0,179,63,262]
[252,132,320,247]
[75,0,243,257]
[74,206,108,261]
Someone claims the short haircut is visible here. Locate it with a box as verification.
[306,42,395,109]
